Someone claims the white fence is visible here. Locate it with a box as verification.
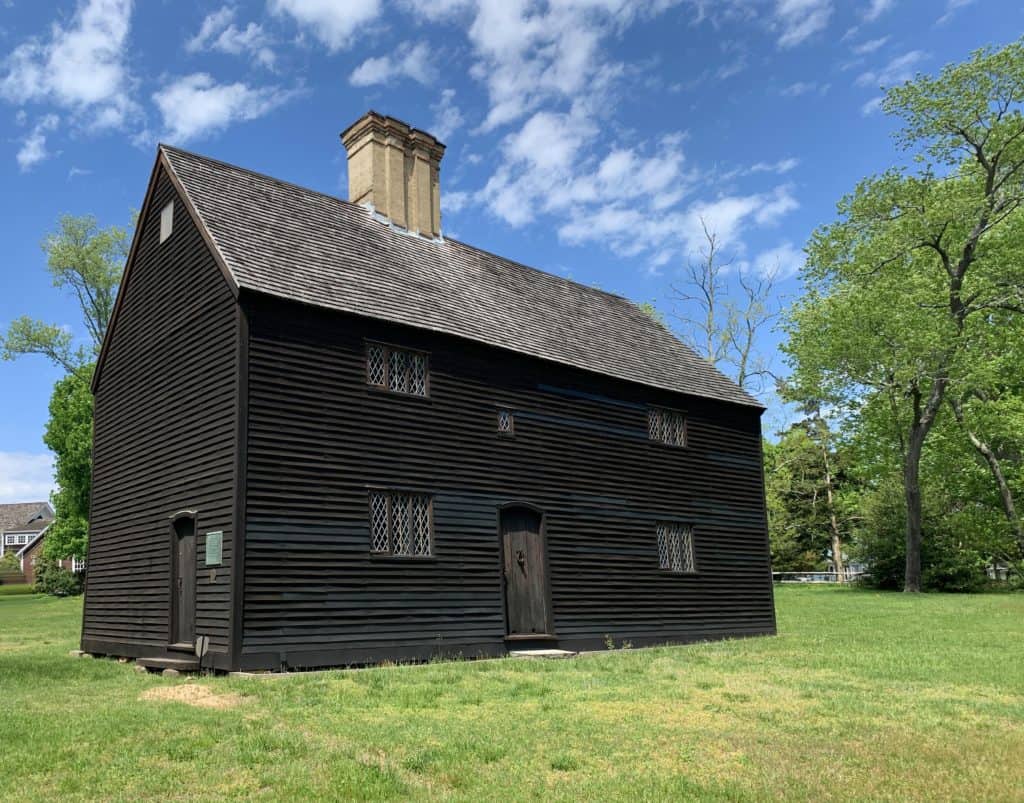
[772,571,868,584]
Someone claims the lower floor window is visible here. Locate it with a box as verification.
[369,490,433,556]
[657,522,695,573]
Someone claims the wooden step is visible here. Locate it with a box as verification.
[509,648,577,659]
[136,656,200,672]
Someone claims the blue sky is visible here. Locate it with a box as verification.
[0,0,1019,502]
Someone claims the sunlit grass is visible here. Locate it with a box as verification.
[1,587,1022,801]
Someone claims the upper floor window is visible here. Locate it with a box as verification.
[369,490,433,557]
[497,409,514,436]
[657,522,696,574]
[159,201,174,243]
[648,407,686,447]
[366,342,428,397]
[4,533,29,546]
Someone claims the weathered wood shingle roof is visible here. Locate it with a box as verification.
[161,145,761,408]
[0,501,52,532]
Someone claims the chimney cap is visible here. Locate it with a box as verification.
[340,110,446,155]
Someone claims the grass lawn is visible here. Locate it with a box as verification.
[1,588,1022,801]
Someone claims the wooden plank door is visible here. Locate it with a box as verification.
[501,507,551,636]
[172,516,196,647]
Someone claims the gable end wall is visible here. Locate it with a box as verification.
[81,166,238,667]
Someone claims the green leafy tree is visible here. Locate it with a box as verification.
[41,367,95,562]
[1,215,129,571]
[784,39,1024,591]
[764,416,852,575]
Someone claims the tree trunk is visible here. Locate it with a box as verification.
[903,425,925,592]
[902,375,948,592]
[818,432,845,581]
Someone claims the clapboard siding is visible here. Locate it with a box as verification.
[241,294,774,668]
[82,166,237,663]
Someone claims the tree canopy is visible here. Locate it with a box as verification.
[782,38,1024,590]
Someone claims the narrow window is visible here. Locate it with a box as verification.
[497,409,514,436]
[365,342,428,397]
[657,522,696,573]
[368,490,433,556]
[159,201,174,243]
[648,407,686,447]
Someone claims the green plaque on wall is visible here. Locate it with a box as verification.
[205,531,223,566]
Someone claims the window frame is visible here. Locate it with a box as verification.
[365,340,431,399]
[656,521,697,574]
[367,488,435,559]
[647,406,688,448]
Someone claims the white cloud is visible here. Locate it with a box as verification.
[852,35,889,55]
[16,114,59,171]
[443,189,470,214]
[0,0,135,128]
[861,95,883,115]
[749,157,799,174]
[774,0,832,49]
[186,6,275,69]
[400,0,474,22]
[349,41,436,87]
[555,183,799,270]
[269,0,381,52]
[863,0,893,21]
[780,81,828,97]
[856,50,927,89]
[0,452,53,504]
[753,240,804,279]
[396,0,800,270]
[937,0,975,25]
[456,0,674,133]
[430,88,464,142]
[153,73,299,144]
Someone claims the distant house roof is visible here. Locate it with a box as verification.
[159,145,761,409]
[16,523,51,558]
[0,501,53,532]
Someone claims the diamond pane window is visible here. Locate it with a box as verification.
[389,349,409,393]
[370,492,390,552]
[366,342,429,397]
[410,353,427,396]
[497,409,514,435]
[368,490,432,557]
[412,495,431,556]
[648,407,686,447]
[657,522,696,574]
[392,494,412,555]
[367,344,386,387]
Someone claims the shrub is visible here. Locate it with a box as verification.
[851,479,1001,592]
[33,559,83,597]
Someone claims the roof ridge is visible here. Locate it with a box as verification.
[160,144,639,309]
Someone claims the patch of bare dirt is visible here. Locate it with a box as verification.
[140,682,243,709]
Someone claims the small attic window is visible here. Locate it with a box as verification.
[159,201,174,243]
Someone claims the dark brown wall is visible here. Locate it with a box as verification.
[240,293,774,670]
[82,167,238,664]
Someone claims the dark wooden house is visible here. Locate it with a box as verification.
[81,112,775,672]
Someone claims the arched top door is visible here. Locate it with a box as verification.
[500,506,553,638]
[169,511,196,648]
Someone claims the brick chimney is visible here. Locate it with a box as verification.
[340,111,446,239]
